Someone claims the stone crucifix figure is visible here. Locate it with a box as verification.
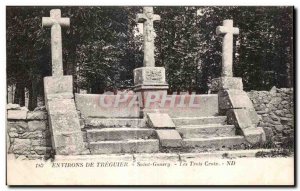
[136,7,160,67]
[42,9,70,77]
[216,19,239,77]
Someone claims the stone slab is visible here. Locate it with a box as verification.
[75,93,140,118]
[227,109,254,129]
[45,92,86,154]
[211,77,243,92]
[47,99,77,114]
[156,130,182,147]
[53,131,86,155]
[147,113,175,129]
[219,90,254,110]
[48,112,81,134]
[44,75,73,96]
[248,108,260,125]
[7,110,27,120]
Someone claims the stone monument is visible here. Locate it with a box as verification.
[42,9,70,77]
[211,19,265,144]
[211,19,243,93]
[42,9,86,155]
[134,7,169,115]
[135,7,182,147]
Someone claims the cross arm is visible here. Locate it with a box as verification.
[216,26,227,35]
[42,17,70,28]
[136,13,147,23]
[153,14,161,21]
[216,26,239,35]
[232,27,239,35]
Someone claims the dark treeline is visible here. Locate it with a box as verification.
[6,6,293,110]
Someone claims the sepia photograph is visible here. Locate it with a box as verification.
[5,5,295,186]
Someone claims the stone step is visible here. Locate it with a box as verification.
[89,139,159,154]
[172,116,227,126]
[182,136,245,148]
[85,118,146,128]
[86,128,156,142]
[177,124,236,138]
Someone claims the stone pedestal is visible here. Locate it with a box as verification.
[134,67,168,90]
[211,77,243,93]
[133,67,169,117]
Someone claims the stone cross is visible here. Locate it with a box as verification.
[136,7,160,67]
[42,9,70,77]
[216,19,239,77]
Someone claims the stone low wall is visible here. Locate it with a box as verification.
[7,104,52,160]
[75,93,219,118]
[248,88,294,149]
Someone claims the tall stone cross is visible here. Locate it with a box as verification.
[136,7,160,67]
[42,9,70,77]
[216,19,239,77]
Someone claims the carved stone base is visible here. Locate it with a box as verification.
[134,67,169,117]
[134,67,168,87]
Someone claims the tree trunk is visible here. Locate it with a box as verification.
[28,80,38,111]
[14,82,25,106]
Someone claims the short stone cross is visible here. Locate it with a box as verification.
[136,7,160,67]
[42,9,70,77]
[216,19,239,77]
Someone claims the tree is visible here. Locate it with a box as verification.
[7,7,51,109]
[6,6,141,109]
[6,6,294,109]
[154,6,293,92]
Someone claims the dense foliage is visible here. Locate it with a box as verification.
[7,6,293,109]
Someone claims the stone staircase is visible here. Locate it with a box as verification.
[81,115,248,154]
[173,116,246,149]
[82,118,159,154]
